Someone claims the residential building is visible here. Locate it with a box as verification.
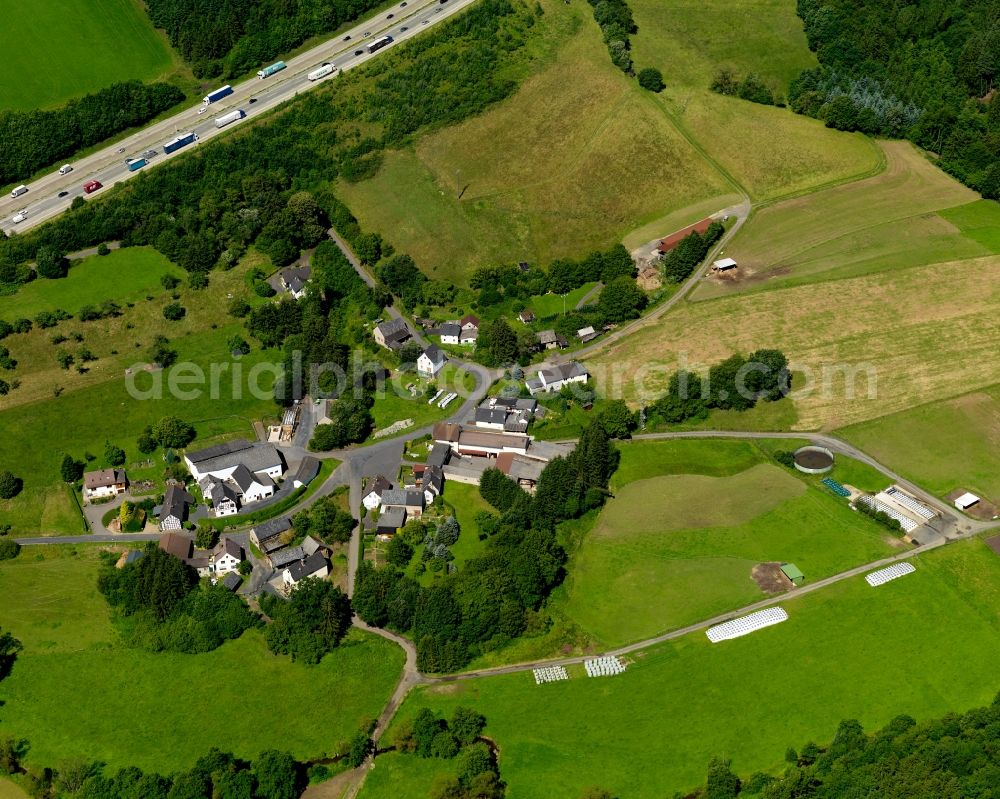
[200,477,240,517]
[212,537,243,574]
[373,317,411,350]
[270,545,306,569]
[438,322,462,345]
[278,265,311,299]
[250,516,293,553]
[230,464,275,503]
[83,468,128,501]
[525,361,590,395]
[417,344,447,377]
[496,452,546,492]
[380,488,425,518]
[282,552,330,589]
[159,484,194,530]
[422,466,444,504]
[362,475,393,511]
[459,314,479,345]
[184,439,284,483]
[577,325,597,343]
[426,442,451,469]
[432,422,462,445]
[536,330,568,350]
[376,507,406,535]
[518,309,536,324]
[474,407,508,430]
[221,572,242,592]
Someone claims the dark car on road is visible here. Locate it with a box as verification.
[58,190,69,198]
[355,49,364,56]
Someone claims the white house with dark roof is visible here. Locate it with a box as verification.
[230,464,275,503]
[379,488,424,518]
[525,361,589,395]
[282,552,330,589]
[438,322,461,345]
[278,265,311,299]
[159,484,194,530]
[83,469,128,500]
[417,345,447,377]
[212,537,243,574]
[422,466,444,505]
[199,476,240,517]
[362,475,393,511]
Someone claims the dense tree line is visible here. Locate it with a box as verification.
[661,222,724,283]
[645,349,791,426]
[260,578,353,664]
[0,744,304,799]
[790,0,1000,194]
[585,0,637,74]
[681,694,1000,799]
[145,0,386,78]
[97,546,258,653]
[0,82,184,185]
[353,422,617,672]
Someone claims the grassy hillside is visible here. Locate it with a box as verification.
[0,547,404,771]
[694,142,987,299]
[0,0,181,111]
[363,538,1000,799]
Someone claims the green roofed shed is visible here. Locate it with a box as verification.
[781,563,805,585]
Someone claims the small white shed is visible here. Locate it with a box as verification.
[712,258,738,271]
[954,492,980,511]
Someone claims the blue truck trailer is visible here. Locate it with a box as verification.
[203,85,234,105]
[163,132,197,154]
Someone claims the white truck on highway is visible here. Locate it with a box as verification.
[10,185,27,199]
[215,109,247,128]
[308,63,335,81]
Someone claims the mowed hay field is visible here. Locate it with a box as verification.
[338,0,736,283]
[839,385,1000,505]
[625,0,882,202]
[0,0,180,111]
[694,141,989,299]
[366,538,1000,799]
[0,548,405,771]
[586,249,1000,429]
[558,440,899,646]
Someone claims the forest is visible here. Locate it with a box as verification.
[0,82,184,185]
[791,0,1000,195]
[352,421,618,672]
[675,693,1000,799]
[144,0,386,78]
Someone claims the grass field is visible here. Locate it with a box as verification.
[839,384,1000,504]
[558,440,900,645]
[528,283,598,319]
[0,547,405,771]
[337,0,735,283]
[365,537,1000,799]
[0,781,27,799]
[1,0,180,111]
[0,248,183,317]
[693,142,986,299]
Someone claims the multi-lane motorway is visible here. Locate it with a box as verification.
[0,0,478,235]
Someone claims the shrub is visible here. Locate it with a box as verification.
[0,539,20,561]
[0,470,21,499]
[637,67,665,92]
[162,303,186,321]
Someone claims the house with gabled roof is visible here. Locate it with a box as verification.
[282,552,330,589]
[373,317,412,350]
[380,488,424,518]
[250,516,293,553]
[199,476,240,517]
[417,345,447,377]
[83,468,128,501]
[159,484,194,530]
[230,464,275,503]
[362,475,393,511]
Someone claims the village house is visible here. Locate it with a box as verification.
[250,516,293,554]
[83,468,129,501]
[159,531,192,560]
[184,439,284,484]
[230,464,276,504]
[278,265,311,299]
[212,537,243,575]
[373,317,412,350]
[438,322,462,345]
[362,475,393,511]
[576,325,598,343]
[282,552,330,590]
[518,309,536,324]
[459,314,479,346]
[159,483,194,530]
[291,456,320,489]
[525,361,590,395]
[433,422,530,458]
[426,442,451,469]
[422,466,444,505]
[199,476,240,517]
[536,330,568,350]
[380,488,425,518]
[376,506,406,535]
[270,545,306,569]
[417,344,447,378]
[474,406,507,430]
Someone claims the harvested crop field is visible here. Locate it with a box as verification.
[586,254,1000,430]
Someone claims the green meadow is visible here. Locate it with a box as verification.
[364,537,1000,799]
[1,0,180,111]
[0,547,405,771]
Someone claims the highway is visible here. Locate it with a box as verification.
[0,0,478,235]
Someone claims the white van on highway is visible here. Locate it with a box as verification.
[10,185,27,199]
[58,164,73,175]
[11,210,27,224]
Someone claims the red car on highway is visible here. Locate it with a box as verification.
[82,180,102,194]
